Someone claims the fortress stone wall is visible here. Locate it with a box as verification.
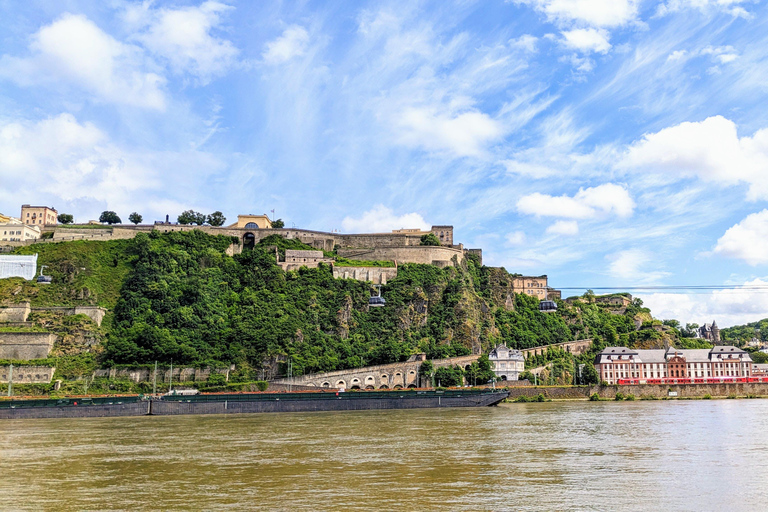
[0,365,55,383]
[337,246,464,266]
[0,302,31,323]
[332,266,398,284]
[92,366,230,383]
[0,332,55,359]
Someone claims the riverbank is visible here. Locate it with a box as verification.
[503,382,768,400]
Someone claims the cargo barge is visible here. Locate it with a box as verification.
[0,389,509,419]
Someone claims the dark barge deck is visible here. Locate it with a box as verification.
[0,389,510,419]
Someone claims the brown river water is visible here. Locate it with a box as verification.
[2,399,767,511]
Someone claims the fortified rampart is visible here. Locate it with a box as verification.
[332,266,398,284]
[0,365,55,383]
[0,302,31,323]
[337,246,464,266]
[0,332,55,359]
[273,354,480,389]
[1,303,107,327]
[92,366,230,383]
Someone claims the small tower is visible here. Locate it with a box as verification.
[711,320,721,345]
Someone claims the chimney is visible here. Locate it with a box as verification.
[166,214,169,223]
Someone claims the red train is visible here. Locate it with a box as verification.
[616,376,768,385]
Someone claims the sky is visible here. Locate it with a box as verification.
[1,0,768,327]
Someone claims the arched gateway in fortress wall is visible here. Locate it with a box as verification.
[272,355,480,390]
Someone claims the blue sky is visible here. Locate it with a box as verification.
[1,0,768,327]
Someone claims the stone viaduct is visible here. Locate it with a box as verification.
[520,339,593,358]
[273,355,481,390]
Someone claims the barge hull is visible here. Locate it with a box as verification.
[0,391,509,419]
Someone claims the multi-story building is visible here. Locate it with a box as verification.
[488,344,525,381]
[229,214,273,229]
[594,346,752,384]
[697,321,721,344]
[20,205,57,226]
[0,223,41,242]
[511,275,548,299]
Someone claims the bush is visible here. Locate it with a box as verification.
[625,393,636,401]
[615,392,625,401]
[702,393,712,400]
[589,392,601,401]
[207,373,227,386]
[255,380,268,391]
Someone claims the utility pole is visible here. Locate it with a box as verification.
[169,361,173,394]
[7,363,12,397]
[288,359,293,392]
[153,361,158,396]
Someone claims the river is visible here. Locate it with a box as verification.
[2,399,767,511]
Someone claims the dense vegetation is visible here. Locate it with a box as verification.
[2,231,694,383]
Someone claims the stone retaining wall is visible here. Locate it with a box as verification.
[0,365,55,383]
[0,332,55,359]
[503,382,768,400]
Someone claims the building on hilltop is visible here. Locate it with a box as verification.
[21,205,57,226]
[488,344,525,381]
[696,321,721,344]
[1,223,40,242]
[511,275,549,299]
[229,214,273,230]
[594,345,751,384]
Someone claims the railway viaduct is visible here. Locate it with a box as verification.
[273,355,480,390]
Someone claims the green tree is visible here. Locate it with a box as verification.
[57,213,74,224]
[420,233,440,246]
[207,211,226,226]
[271,218,285,229]
[178,210,206,225]
[99,211,121,224]
[434,365,463,387]
[580,361,599,385]
[419,360,435,387]
[128,212,143,225]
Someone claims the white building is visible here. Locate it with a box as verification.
[488,344,525,381]
[1,222,41,242]
[0,253,38,280]
[594,346,752,384]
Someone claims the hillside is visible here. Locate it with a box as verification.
[1,231,681,380]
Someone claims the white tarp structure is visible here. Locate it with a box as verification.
[0,253,38,280]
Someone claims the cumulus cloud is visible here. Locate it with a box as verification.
[341,205,430,233]
[643,279,768,327]
[395,107,504,157]
[515,0,639,28]
[263,25,310,64]
[561,28,611,54]
[0,114,156,210]
[546,220,579,235]
[125,1,238,82]
[621,116,768,200]
[510,34,539,52]
[516,183,635,219]
[713,210,768,265]
[0,13,165,109]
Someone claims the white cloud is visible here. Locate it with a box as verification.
[701,45,738,64]
[395,107,504,157]
[0,114,156,210]
[642,279,768,327]
[341,205,430,233]
[0,13,165,109]
[546,220,579,235]
[713,210,768,265]
[517,183,635,219]
[561,28,611,54]
[515,0,639,28]
[126,1,238,82]
[656,0,752,18]
[621,116,768,200]
[510,34,539,52]
[606,248,670,282]
[506,231,527,245]
[263,25,310,64]
[667,49,688,61]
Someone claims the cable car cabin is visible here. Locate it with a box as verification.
[539,300,557,312]
[369,295,386,307]
[36,275,52,284]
